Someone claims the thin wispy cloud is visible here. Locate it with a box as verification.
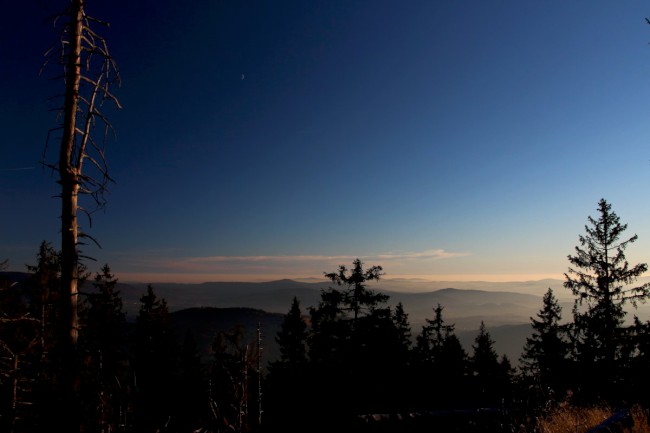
[186,254,354,264]
[114,248,470,277]
[182,249,467,265]
[372,249,469,261]
[110,249,569,284]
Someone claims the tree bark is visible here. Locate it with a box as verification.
[60,0,82,347]
[58,0,83,430]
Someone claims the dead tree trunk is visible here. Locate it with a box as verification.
[58,2,83,430]
[42,0,121,429]
[60,0,83,353]
[46,0,121,344]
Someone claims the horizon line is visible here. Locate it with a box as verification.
[113,272,567,285]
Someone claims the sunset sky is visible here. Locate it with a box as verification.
[2,0,650,284]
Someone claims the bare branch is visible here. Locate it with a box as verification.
[79,76,121,108]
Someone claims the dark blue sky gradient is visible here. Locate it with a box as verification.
[2,1,650,282]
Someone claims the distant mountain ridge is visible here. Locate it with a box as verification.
[100,278,560,363]
[5,273,650,365]
[6,272,649,330]
[113,279,559,328]
[116,279,327,318]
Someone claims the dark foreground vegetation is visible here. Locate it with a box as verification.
[1,199,650,432]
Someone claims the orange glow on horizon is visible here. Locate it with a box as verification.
[116,271,565,284]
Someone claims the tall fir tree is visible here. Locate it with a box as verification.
[308,259,405,417]
[266,297,309,432]
[133,284,178,433]
[392,302,412,361]
[273,296,308,368]
[378,301,414,410]
[22,242,64,430]
[0,246,59,432]
[78,264,129,432]
[81,264,126,365]
[437,330,468,405]
[519,288,570,401]
[564,199,650,402]
[416,304,454,363]
[414,304,467,408]
[470,322,502,407]
[309,258,388,372]
[0,242,89,431]
[498,354,516,406]
[323,258,387,322]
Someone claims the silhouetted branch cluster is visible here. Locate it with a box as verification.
[41,1,121,223]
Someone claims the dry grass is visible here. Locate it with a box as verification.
[536,405,650,433]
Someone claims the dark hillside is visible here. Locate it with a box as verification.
[0,272,30,285]
[117,280,325,317]
[169,307,285,368]
[457,323,532,365]
[391,288,544,331]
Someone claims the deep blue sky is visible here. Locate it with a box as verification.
[2,0,650,283]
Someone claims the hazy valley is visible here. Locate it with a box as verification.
[112,276,650,365]
[5,272,649,366]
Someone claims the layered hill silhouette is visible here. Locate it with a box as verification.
[169,307,285,367]
[107,276,650,364]
[115,278,564,364]
[115,278,564,322]
[5,272,650,366]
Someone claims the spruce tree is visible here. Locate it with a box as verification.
[414,304,467,408]
[273,296,308,368]
[0,245,60,431]
[470,322,501,407]
[309,258,389,370]
[0,242,89,431]
[392,302,412,356]
[323,258,387,321]
[520,288,569,400]
[133,284,178,433]
[498,354,516,406]
[564,199,650,401]
[416,304,454,362]
[79,264,129,432]
[22,242,64,430]
[308,259,399,416]
[441,335,468,406]
[81,265,126,367]
[266,297,309,432]
[382,302,414,410]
